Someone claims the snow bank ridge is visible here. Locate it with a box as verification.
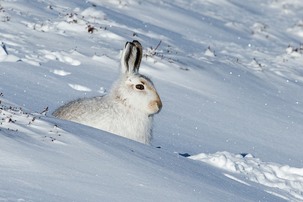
[190,151,303,201]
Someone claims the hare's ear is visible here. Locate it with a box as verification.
[132,40,142,72]
[121,40,142,74]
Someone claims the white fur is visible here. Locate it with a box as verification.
[53,41,162,144]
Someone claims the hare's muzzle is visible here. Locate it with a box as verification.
[149,97,162,114]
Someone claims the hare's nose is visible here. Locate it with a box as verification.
[156,99,162,112]
[149,98,162,114]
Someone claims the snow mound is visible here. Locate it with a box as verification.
[190,151,303,201]
[0,99,65,144]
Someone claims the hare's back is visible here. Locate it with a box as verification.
[53,96,106,120]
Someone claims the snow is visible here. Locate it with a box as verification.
[1,0,303,201]
[190,152,303,201]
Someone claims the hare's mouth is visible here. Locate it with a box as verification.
[148,99,162,115]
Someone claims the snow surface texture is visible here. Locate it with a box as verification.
[190,152,303,201]
[1,0,303,201]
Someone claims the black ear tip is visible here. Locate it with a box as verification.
[132,40,141,45]
[125,40,141,48]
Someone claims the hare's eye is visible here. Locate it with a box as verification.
[135,84,144,90]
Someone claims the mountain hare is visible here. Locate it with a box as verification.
[53,40,162,144]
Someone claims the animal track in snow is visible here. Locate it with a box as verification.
[40,50,81,66]
[287,20,303,38]
[51,69,71,76]
[68,84,91,92]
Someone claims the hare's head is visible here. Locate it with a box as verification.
[114,40,162,115]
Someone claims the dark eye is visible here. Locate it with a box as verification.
[135,84,144,90]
